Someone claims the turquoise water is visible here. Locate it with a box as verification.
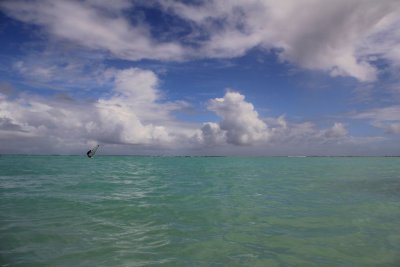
[1,156,400,266]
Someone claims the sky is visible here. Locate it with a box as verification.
[1,0,400,156]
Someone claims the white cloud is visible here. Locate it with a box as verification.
[0,67,198,153]
[1,0,185,61]
[267,117,350,146]
[93,68,175,145]
[13,61,55,81]
[114,68,158,103]
[199,122,226,146]
[202,91,269,145]
[191,94,385,155]
[352,105,400,134]
[197,91,352,148]
[359,12,400,67]
[0,79,387,154]
[2,0,400,81]
[321,122,348,139]
[163,0,400,81]
[352,106,400,121]
[11,53,116,91]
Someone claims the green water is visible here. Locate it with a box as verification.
[1,156,400,266]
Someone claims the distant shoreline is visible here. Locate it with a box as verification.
[1,154,399,158]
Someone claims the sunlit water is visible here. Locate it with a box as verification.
[1,156,400,266]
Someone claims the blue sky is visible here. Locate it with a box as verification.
[1,0,400,155]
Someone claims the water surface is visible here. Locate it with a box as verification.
[1,156,400,266]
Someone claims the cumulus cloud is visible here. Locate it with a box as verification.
[2,0,400,81]
[196,91,351,148]
[0,67,196,153]
[321,122,348,139]
[200,91,269,145]
[199,122,226,146]
[93,68,175,145]
[267,117,350,146]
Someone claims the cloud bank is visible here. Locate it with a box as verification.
[195,91,353,151]
[2,0,400,81]
[1,66,365,155]
[0,68,192,153]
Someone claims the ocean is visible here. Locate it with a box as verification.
[1,156,399,266]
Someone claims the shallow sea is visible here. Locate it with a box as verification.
[1,156,400,266]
